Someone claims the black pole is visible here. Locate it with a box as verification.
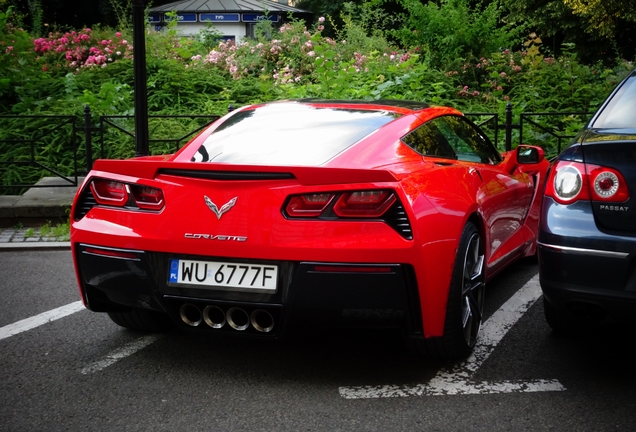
[505,102,513,151]
[84,104,93,171]
[132,0,149,157]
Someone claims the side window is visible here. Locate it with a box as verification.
[439,116,501,164]
[402,120,457,160]
[403,116,501,164]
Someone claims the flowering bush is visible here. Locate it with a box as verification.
[33,27,133,71]
[191,18,413,88]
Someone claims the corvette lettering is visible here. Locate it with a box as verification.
[599,205,629,212]
[184,233,247,241]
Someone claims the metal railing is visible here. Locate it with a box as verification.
[0,114,80,194]
[1,103,595,193]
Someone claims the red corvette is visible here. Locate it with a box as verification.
[70,99,549,360]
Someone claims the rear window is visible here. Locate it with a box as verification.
[592,75,636,129]
[191,103,400,166]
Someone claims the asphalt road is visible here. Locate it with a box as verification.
[1,250,635,431]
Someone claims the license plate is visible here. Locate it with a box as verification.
[168,259,278,292]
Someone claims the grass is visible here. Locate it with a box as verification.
[19,220,70,241]
[41,220,70,241]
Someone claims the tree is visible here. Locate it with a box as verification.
[501,0,636,63]
[563,0,636,38]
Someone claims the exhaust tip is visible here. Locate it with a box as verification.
[203,305,226,329]
[179,303,202,327]
[251,309,275,333]
[226,307,249,331]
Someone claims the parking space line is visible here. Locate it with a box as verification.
[339,275,566,398]
[0,301,85,341]
[81,335,162,375]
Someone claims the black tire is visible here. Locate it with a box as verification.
[412,222,486,360]
[107,309,174,332]
[543,296,599,335]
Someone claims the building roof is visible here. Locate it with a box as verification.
[149,0,310,14]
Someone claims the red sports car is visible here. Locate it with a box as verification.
[70,99,549,360]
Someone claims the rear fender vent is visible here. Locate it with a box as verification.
[383,201,413,240]
[73,186,97,221]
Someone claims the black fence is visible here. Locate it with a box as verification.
[0,104,593,193]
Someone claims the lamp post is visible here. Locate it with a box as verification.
[132,0,149,157]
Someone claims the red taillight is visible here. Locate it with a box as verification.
[285,190,397,219]
[545,161,629,204]
[130,185,165,210]
[312,265,393,273]
[334,190,396,218]
[84,246,139,260]
[587,165,629,201]
[286,193,335,217]
[89,178,165,211]
[90,179,128,206]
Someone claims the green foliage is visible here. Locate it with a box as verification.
[563,0,636,39]
[1,4,635,189]
[0,7,40,111]
[390,0,524,69]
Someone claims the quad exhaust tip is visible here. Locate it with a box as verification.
[203,305,226,329]
[227,307,250,331]
[179,303,202,327]
[179,303,274,333]
[251,309,274,333]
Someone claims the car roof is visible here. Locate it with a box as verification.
[255,99,432,114]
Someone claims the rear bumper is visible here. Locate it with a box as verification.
[538,197,636,320]
[74,243,423,338]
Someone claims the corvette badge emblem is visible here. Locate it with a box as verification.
[204,196,237,220]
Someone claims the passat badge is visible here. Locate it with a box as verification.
[204,196,237,220]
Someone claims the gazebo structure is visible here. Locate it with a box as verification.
[148,0,312,42]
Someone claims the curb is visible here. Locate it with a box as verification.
[0,242,71,251]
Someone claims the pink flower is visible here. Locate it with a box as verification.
[500,72,506,77]
[115,32,122,37]
[318,17,325,23]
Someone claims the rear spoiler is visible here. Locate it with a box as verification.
[91,159,398,186]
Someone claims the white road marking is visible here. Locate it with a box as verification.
[81,335,162,375]
[339,275,566,399]
[0,301,85,341]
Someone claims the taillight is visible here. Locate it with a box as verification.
[90,179,128,206]
[89,178,165,211]
[285,190,396,219]
[334,190,396,217]
[545,161,629,204]
[130,185,165,210]
[587,166,629,201]
[286,193,335,217]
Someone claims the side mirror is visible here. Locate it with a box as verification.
[517,145,545,164]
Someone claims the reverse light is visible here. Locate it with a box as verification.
[553,164,584,201]
[334,190,396,217]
